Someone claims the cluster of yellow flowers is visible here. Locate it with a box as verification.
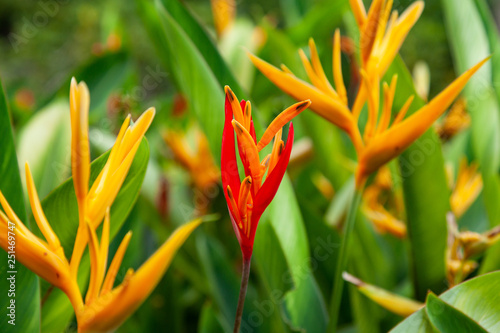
[0,79,201,332]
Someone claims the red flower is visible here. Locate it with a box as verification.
[221,86,310,259]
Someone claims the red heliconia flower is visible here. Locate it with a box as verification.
[221,86,311,260]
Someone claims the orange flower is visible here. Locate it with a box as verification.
[0,78,201,333]
[249,0,489,188]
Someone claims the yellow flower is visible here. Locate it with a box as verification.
[362,168,406,238]
[211,0,236,37]
[164,127,220,193]
[450,159,483,218]
[0,78,202,333]
[249,0,489,188]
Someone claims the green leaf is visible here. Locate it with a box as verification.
[388,57,449,300]
[425,292,488,333]
[473,0,500,104]
[17,100,71,198]
[198,302,225,333]
[154,0,224,161]
[196,234,240,332]
[0,77,40,333]
[392,271,500,332]
[287,0,349,43]
[39,139,150,332]
[441,0,500,273]
[254,221,295,299]
[159,0,245,98]
[264,176,329,332]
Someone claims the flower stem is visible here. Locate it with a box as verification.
[233,256,252,333]
[327,186,363,332]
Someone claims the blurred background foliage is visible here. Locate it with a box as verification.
[1,0,500,332]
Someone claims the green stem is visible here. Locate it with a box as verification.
[327,186,363,332]
[233,256,252,333]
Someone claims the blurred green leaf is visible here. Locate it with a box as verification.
[0,77,40,333]
[264,176,328,332]
[159,0,246,98]
[254,221,295,300]
[473,0,500,104]
[392,271,500,332]
[196,234,240,332]
[18,99,71,198]
[425,292,488,332]
[69,52,130,113]
[198,302,225,333]
[441,0,500,273]
[287,0,349,43]
[154,0,224,161]
[39,139,150,332]
[388,57,449,300]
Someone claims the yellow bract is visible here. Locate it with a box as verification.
[249,0,489,188]
[450,159,483,218]
[343,272,423,317]
[0,78,201,333]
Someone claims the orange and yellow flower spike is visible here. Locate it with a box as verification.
[0,78,201,333]
[356,57,489,185]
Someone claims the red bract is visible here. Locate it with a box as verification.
[221,86,310,259]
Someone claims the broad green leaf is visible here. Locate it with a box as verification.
[392,271,500,332]
[265,176,329,332]
[388,57,449,300]
[253,220,295,333]
[425,293,488,333]
[38,139,150,332]
[196,234,240,332]
[0,77,40,333]
[159,0,246,98]
[18,100,71,198]
[155,0,224,161]
[441,0,500,273]
[254,221,295,299]
[473,0,500,104]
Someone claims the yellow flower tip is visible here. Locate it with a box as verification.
[70,78,90,206]
[349,0,367,27]
[408,1,425,19]
[231,119,244,134]
[345,272,423,317]
[224,85,235,100]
